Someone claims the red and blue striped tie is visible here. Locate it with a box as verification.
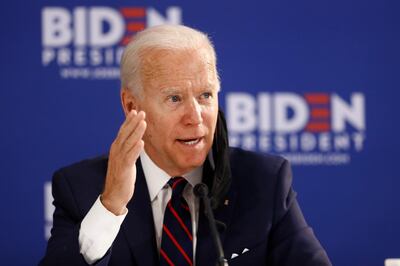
[160,177,193,266]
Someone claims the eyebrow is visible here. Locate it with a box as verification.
[160,83,217,95]
[160,87,181,95]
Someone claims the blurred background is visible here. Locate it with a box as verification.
[0,0,399,265]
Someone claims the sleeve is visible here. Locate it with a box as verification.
[38,170,120,266]
[79,196,127,264]
[266,159,332,266]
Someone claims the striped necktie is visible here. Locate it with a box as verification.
[160,177,193,266]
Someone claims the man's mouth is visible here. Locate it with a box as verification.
[177,137,203,146]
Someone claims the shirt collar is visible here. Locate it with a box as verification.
[140,150,203,202]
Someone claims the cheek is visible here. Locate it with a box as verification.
[204,106,218,129]
[145,111,175,142]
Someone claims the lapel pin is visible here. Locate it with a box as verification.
[224,199,229,206]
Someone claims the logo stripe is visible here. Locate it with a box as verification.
[127,22,145,32]
[305,93,330,104]
[120,7,145,18]
[306,122,330,132]
[311,108,330,118]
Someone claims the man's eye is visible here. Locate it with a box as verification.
[168,95,181,103]
[201,92,212,99]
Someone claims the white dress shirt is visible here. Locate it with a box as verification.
[79,151,202,265]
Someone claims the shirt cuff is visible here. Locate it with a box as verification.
[79,196,128,265]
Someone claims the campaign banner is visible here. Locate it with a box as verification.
[1,1,399,265]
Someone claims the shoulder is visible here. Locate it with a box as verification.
[53,154,108,191]
[228,147,292,198]
[229,147,288,178]
[55,155,108,179]
[51,155,109,213]
[53,155,108,189]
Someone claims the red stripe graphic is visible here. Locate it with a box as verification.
[168,202,193,241]
[305,93,329,104]
[127,22,145,32]
[160,248,175,266]
[121,36,133,46]
[304,93,331,132]
[163,225,193,266]
[311,108,330,118]
[306,122,330,132]
[120,7,145,18]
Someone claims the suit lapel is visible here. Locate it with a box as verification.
[121,160,159,266]
[195,166,238,265]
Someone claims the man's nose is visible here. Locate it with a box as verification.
[183,98,203,125]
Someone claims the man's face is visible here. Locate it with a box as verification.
[133,48,219,176]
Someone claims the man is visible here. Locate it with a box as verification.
[40,25,331,266]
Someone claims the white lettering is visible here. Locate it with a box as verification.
[352,132,366,151]
[319,133,331,152]
[301,132,316,151]
[89,7,124,47]
[229,132,364,153]
[275,93,308,133]
[42,47,124,67]
[74,7,87,46]
[147,7,182,27]
[242,134,256,151]
[332,93,365,132]
[226,93,256,133]
[334,134,350,150]
[42,7,72,47]
[74,48,86,66]
[42,49,55,66]
[258,93,272,132]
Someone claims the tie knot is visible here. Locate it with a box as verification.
[168,177,188,197]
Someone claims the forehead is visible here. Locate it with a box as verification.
[140,48,217,92]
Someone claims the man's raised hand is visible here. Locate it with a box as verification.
[101,110,147,215]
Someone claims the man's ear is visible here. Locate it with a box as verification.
[120,88,138,116]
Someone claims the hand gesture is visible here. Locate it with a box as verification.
[101,110,147,215]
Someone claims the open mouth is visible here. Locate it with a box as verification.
[177,137,203,146]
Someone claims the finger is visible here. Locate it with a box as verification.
[121,119,147,154]
[123,109,138,127]
[119,110,141,136]
[114,110,137,144]
[117,111,146,146]
[120,111,146,147]
[126,139,145,162]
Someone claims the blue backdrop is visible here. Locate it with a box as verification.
[1,1,399,265]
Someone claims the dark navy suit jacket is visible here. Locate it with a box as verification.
[40,148,331,265]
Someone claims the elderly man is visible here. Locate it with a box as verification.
[40,25,331,266]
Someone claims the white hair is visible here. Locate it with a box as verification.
[120,24,219,96]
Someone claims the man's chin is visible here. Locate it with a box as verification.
[175,155,207,173]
